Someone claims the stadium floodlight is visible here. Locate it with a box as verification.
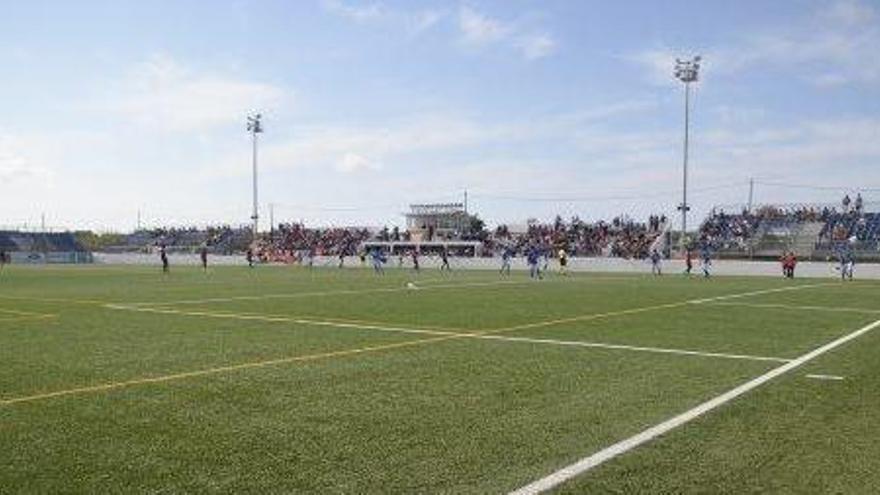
[247,113,263,237]
[674,55,701,253]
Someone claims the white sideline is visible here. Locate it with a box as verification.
[509,318,880,495]
[105,305,791,364]
[706,301,880,315]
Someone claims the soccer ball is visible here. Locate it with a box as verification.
[406,282,418,290]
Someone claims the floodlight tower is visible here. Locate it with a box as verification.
[247,113,263,237]
[674,55,701,253]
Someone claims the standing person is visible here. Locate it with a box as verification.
[700,243,712,278]
[650,249,662,276]
[839,248,855,281]
[684,248,694,275]
[541,247,550,274]
[411,249,420,272]
[558,248,569,276]
[500,247,512,276]
[306,246,315,269]
[527,245,542,280]
[199,245,208,271]
[246,248,255,268]
[159,244,169,274]
[338,249,346,269]
[370,247,386,275]
[780,251,797,279]
[439,247,451,272]
[0,249,7,274]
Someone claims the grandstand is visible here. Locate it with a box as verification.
[0,231,91,263]
[699,200,880,261]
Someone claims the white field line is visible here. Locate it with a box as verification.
[123,275,638,308]
[104,305,458,337]
[106,304,792,364]
[477,335,791,363]
[806,374,845,381]
[126,279,526,307]
[497,282,834,333]
[706,301,880,315]
[0,314,58,323]
[509,318,880,495]
[0,307,55,317]
[685,282,836,305]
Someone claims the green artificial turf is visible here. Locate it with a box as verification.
[0,265,878,493]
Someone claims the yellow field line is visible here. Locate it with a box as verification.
[488,301,691,333]
[1,281,835,406]
[0,335,460,406]
[7,297,693,406]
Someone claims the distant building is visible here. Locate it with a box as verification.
[405,203,474,242]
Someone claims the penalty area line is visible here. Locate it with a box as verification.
[509,318,880,495]
[106,305,791,364]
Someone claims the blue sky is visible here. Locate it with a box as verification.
[1,0,878,231]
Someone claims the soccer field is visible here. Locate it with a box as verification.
[1,265,879,493]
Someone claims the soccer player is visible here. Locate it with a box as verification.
[0,249,7,273]
[199,245,208,271]
[246,248,255,268]
[839,249,855,281]
[500,247,512,276]
[650,249,662,276]
[684,248,693,275]
[411,250,420,272]
[159,244,169,273]
[439,247,451,272]
[527,245,542,279]
[338,250,346,269]
[700,243,712,278]
[558,248,569,276]
[306,246,315,269]
[541,247,550,273]
[780,251,796,279]
[371,247,386,275]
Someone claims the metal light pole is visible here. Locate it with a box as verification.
[247,113,263,237]
[674,55,701,253]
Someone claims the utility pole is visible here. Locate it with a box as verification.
[674,55,702,253]
[747,178,755,213]
[269,203,275,239]
[247,113,264,238]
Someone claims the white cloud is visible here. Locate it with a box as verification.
[0,134,54,184]
[321,0,385,23]
[322,0,445,35]
[458,6,511,45]
[822,0,876,26]
[457,6,559,61]
[408,10,445,34]
[109,55,285,132]
[516,34,557,60]
[630,0,880,86]
[337,152,381,173]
